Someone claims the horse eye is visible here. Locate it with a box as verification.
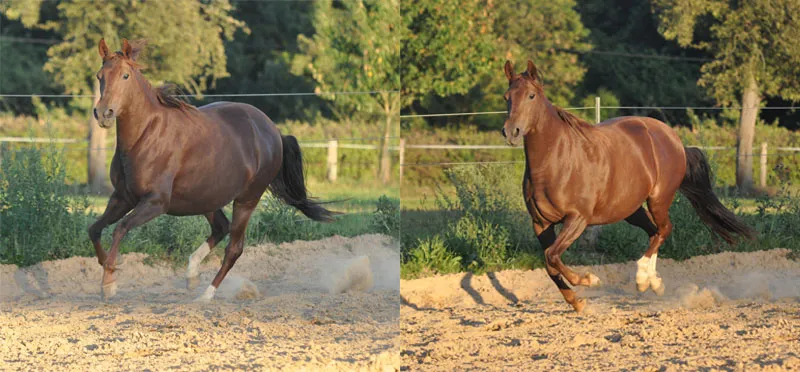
[529,94,535,100]
[123,73,130,80]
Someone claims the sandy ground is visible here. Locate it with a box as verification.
[401,249,800,371]
[1,234,400,371]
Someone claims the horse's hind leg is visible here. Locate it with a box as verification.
[195,199,259,302]
[186,209,230,290]
[632,198,675,296]
[536,224,586,313]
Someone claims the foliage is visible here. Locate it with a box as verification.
[0,146,91,266]
[401,0,497,107]
[294,0,400,120]
[576,0,710,124]
[653,0,800,106]
[402,236,462,279]
[207,1,324,122]
[401,0,591,131]
[372,195,400,237]
[1,0,247,116]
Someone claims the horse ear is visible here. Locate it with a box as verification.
[504,60,515,81]
[98,38,109,59]
[526,60,539,81]
[128,39,147,61]
[121,38,133,59]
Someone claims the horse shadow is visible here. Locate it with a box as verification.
[459,271,520,306]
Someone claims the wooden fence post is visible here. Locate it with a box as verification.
[595,96,601,124]
[760,142,768,188]
[399,138,406,183]
[326,140,338,183]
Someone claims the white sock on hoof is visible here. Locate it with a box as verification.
[195,285,216,302]
[636,256,651,292]
[186,242,210,279]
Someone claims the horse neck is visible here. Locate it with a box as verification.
[115,75,161,152]
[522,101,574,168]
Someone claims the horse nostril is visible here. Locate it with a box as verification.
[93,108,99,120]
[514,128,520,137]
[501,128,507,138]
[104,109,114,119]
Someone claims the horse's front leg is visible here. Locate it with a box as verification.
[102,192,168,299]
[88,191,133,266]
[544,215,601,312]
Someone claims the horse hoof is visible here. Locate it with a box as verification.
[636,279,649,293]
[193,285,216,303]
[571,298,587,313]
[584,273,601,287]
[186,276,199,291]
[102,281,117,300]
[651,277,665,296]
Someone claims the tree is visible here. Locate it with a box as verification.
[294,0,400,184]
[401,0,497,109]
[1,0,246,192]
[210,1,324,122]
[577,0,709,125]
[653,0,800,191]
[400,0,590,130]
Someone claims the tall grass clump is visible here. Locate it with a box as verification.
[402,166,541,278]
[0,146,91,266]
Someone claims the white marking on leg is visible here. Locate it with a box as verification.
[186,242,210,279]
[649,253,665,296]
[636,255,650,292]
[194,285,216,302]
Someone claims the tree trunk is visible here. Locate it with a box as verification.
[379,104,392,185]
[87,79,109,193]
[736,72,760,192]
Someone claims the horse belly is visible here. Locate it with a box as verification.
[167,169,250,215]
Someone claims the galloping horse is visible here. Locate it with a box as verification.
[501,60,755,312]
[88,39,336,301]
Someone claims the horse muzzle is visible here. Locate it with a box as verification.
[94,107,116,128]
[501,126,523,147]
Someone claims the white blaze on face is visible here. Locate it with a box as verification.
[186,242,211,279]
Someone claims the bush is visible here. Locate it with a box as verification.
[0,146,92,266]
[372,195,400,237]
[445,213,510,272]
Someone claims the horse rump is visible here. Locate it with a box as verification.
[679,147,756,244]
[268,135,339,222]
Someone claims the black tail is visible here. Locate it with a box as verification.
[679,147,756,244]
[269,135,338,222]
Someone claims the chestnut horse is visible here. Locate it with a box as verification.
[501,60,755,312]
[88,39,336,301]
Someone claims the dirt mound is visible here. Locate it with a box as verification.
[401,249,800,371]
[1,234,400,371]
